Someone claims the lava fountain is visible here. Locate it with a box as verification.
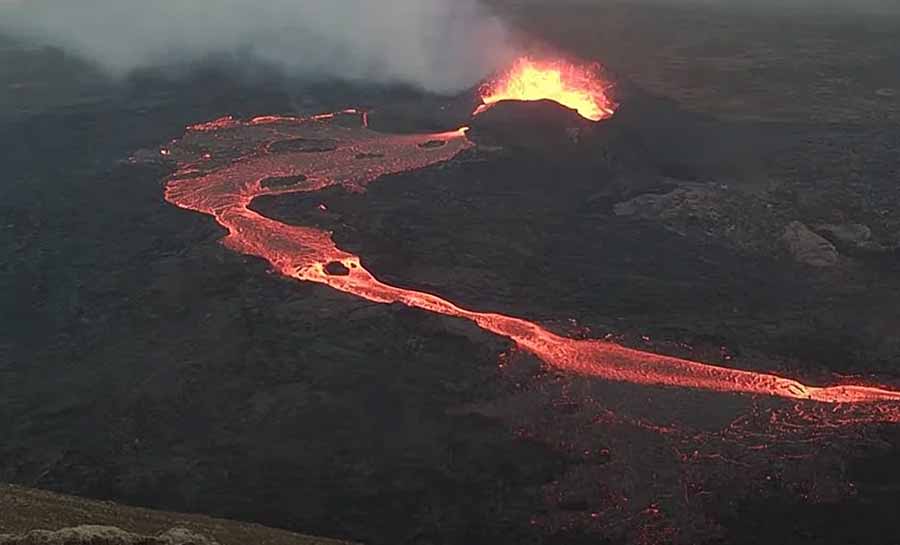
[474,57,616,121]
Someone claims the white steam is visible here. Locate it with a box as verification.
[0,0,513,94]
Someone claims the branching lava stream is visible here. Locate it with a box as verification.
[160,111,900,422]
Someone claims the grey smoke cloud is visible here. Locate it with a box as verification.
[503,0,900,15]
[0,0,514,94]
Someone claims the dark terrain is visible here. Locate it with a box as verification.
[3,3,900,545]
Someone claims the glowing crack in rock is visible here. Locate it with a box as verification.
[161,112,900,421]
[474,57,616,121]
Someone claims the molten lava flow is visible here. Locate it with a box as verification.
[161,112,900,421]
[474,57,615,122]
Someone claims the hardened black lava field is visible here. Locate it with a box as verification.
[3,3,900,545]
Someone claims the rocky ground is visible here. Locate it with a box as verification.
[0,484,349,545]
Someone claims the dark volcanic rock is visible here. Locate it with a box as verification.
[814,223,872,247]
[468,98,658,197]
[468,99,595,153]
[557,496,590,512]
[781,221,840,267]
[365,90,480,134]
[813,223,893,256]
[324,261,350,276]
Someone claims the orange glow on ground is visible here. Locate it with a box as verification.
[161,112,900,422]
[474,57,616,121]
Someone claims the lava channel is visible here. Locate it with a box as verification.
[160,111,900,420]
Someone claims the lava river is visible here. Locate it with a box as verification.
[160,111,900,420]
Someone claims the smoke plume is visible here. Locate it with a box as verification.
[0,0,513,94]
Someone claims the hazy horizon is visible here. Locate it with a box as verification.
[0,0,515,94]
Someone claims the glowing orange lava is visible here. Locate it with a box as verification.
[474,57,615,121]
[161,112,900,422]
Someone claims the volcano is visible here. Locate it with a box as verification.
[6,22,900,544]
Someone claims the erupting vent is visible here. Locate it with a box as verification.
[474,57,616,122]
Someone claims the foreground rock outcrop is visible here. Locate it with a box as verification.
[0,525,217,545]
[781,221,840,267]
[0,485,350,545]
